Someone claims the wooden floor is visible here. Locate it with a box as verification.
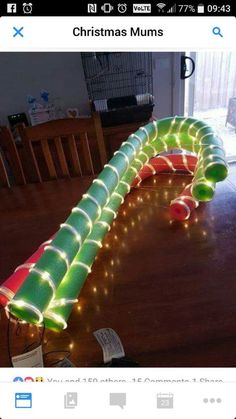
[0,164,236,367]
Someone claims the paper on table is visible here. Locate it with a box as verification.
[12,345,44,368]
[93,328,125,364]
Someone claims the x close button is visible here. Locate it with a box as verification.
[13,27,24,37]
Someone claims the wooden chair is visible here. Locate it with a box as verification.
[0,126,26,185]
[17,113,107,183]
[0,151,10,187]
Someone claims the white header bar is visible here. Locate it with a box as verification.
[0,17,235,51]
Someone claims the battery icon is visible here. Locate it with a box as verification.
[197,3,205,13]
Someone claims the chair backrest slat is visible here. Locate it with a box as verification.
[67,134,82,176]
[41,139,57,179]
[0,152,10,187]
[54,136,70,177]
[18,124,42,182]
[0,126,26,185]
[80,132,95,175]
[93,112,107,167]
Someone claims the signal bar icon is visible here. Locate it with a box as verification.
[167,3,176,13]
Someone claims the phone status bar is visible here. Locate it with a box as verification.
[0,2,235,16]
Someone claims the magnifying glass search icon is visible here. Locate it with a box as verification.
[212,26,223,37]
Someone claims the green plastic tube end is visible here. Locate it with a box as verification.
[192,181,215,202]
[43,312,67,332]
[205,162,228,183]
[8,301,42,325]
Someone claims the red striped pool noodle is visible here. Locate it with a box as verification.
[132,154,199,220]
[0,238,54,307]
[170,184,199,221]
[131,154,197,188]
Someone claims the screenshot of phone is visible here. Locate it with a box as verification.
[0,1,236,418]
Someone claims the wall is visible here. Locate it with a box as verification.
[0,52,90,125]
[152,52,185,118]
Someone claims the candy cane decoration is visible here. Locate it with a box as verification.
[6,117,228,330]
[0,154,197,307]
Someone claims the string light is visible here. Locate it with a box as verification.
[14,263,35,273]
[130,133,143,146]
[174,133,182,148]
[129,166,139,175]
[95,220,111,231]
[29,267,56,295]
[153,120,158,139]
[157,156,176,171]
[104,164,120,183]
[140,126,150,142]
[121,141,136,155]
[196,124,210,137]
[145,163,156,175]
[85,239,103,248]
[104,207,117,219]
[113,192,124,204]
[159,137,168,151]
[92,179,110,204]
[45,245,70,270]
[0,286,14,300]
[60,223,82,245]
[72,261,92,274]
[49,298,78,308]
[114,151,130,168]
[182,153,194,174]
[120,180,131,193]
[72,207,93,232]
[146,143,157,155]
[39,239,52,247]
[82,194,102,218]
[187,119,199,135]
[139,150,149,164]
[135,158,144,170]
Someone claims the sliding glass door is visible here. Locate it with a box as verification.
[185,51,236,161]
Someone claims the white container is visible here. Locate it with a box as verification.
[28,107,55,126]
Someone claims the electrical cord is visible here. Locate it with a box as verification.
[6,309,73,367]
[43,350,72,367]
[6,317,13,367]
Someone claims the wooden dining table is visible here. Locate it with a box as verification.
[1,166,236,367]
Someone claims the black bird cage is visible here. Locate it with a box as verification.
[81,52,154,126]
